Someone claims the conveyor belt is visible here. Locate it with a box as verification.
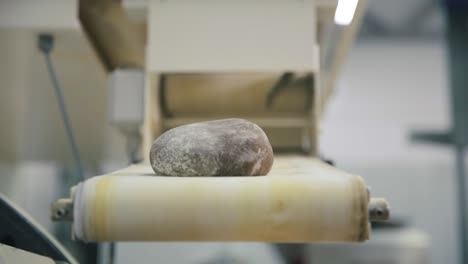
[52,156,389,243]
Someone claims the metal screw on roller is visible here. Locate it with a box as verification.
[368,198,390,221]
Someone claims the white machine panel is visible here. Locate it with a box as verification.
[108,69,145,131]
[147,0,319,72]
[0,244,55,264]
[0,0,79,30]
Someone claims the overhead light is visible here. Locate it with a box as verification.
[334,0,359,26]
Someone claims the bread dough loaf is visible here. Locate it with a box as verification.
[150,119,274,176]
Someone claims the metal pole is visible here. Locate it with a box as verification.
[39,34,85,182]
[455,145,467,264]
[445,7,468,264]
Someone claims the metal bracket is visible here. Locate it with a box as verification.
[369,198,390,221]
[51,198,73,222]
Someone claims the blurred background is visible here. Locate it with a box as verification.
[0,0,466,263]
